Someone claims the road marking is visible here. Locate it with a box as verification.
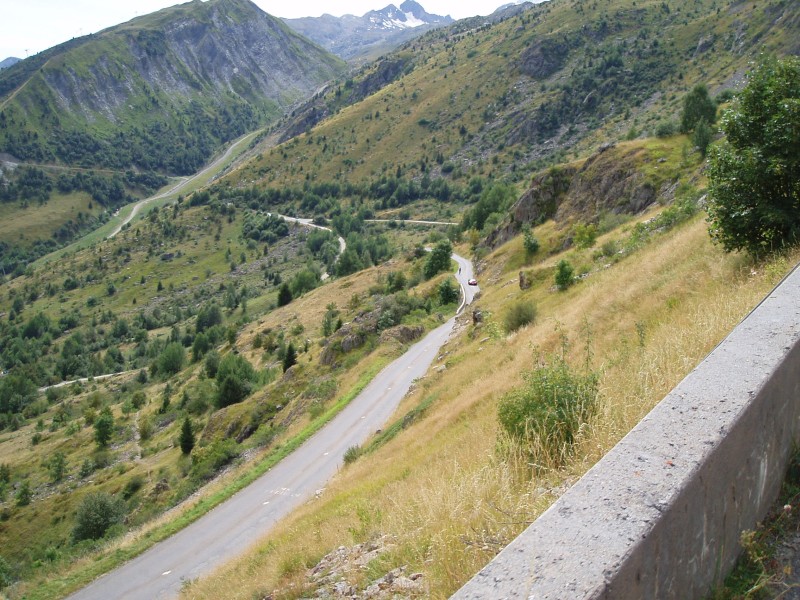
[162,571,172,576]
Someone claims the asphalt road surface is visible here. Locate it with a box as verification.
[68,254,478,600]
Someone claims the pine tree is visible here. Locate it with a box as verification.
[179,417,195,455]
[283,342,297,372]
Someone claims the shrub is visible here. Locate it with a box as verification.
[343,445,363,465]
[573,223,598,249]
[438,278,459,305]
[157,342,185,376]
[215,353,257,408]
[190,439,239,482]
[498,357,598,467]
[554,260,575,290]
[523,227,540,258]
[655,120,677,138]
[205,350,220,378]
[122,475,144,500]
[72,492,126,542]
[505,301,537,333]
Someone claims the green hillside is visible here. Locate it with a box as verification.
[0,0,344,176]
[225,0,797,204]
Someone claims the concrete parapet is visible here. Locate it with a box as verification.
[453,265,800,599]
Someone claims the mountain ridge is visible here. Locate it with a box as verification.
[283,0,453,61]
[0,0,345,175]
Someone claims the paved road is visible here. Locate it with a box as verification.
[68,254,478,600]
[108,130,260,238]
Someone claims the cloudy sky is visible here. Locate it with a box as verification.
[1,0,516,60]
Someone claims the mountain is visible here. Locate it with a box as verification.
[0,0,345,176]
[0,57,20,70]
[283,0,453,62]
[237,0,800,200]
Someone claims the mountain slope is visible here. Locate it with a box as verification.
[0,58,20,70]
[231,0,798,204]
[284,0,453,61]
[0,0,345,175]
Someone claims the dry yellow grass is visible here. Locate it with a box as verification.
[180,215,799,600]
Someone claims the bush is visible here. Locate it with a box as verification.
[157,342,185,376]
[438,278,459,305]
[554,260,575,290]
[505,301,537,333]
[523,227,540,258]
[72,492,126,542]
[215,353,257,408]
[205,350,220,378]
[190,439,239,482]
[655,120,677,138]
[343,445,363,465]
[573,223,598,249]
[498,357,598,466]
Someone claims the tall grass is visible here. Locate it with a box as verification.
[180,217,799,600]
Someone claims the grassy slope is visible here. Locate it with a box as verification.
[179,212,799,599]
[230,0,796,195]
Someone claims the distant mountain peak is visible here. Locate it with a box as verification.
[284,1,452,61]
[0,57,21,70]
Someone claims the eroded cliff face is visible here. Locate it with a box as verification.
[486,143,673,249]
[0,0,345,172]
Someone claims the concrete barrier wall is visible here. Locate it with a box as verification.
[453,265,800,600]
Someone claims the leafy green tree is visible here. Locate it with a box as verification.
[94,407,114,448]
[692,119,713,157]
[707,56,800,257]
[554,260,575,290]
[335,247,365,276]
[179,417,195,455]
[72,492,126,542]
[192,332,210,362]
[205,350,221,379]
[424,239,452,279]
[680,83,717,133]
[283,342,297,372]
[215,353,257,408]
[157,342,185,376]
[195,303,222,333]
[438,278,459,305]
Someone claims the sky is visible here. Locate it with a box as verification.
[1,0,514,60]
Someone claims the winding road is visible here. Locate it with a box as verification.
[68,255,479,600]
[107,130,259,239]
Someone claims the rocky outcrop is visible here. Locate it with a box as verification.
[518,37,571,80]
[485,143,670,249]
[298,537,427,598]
